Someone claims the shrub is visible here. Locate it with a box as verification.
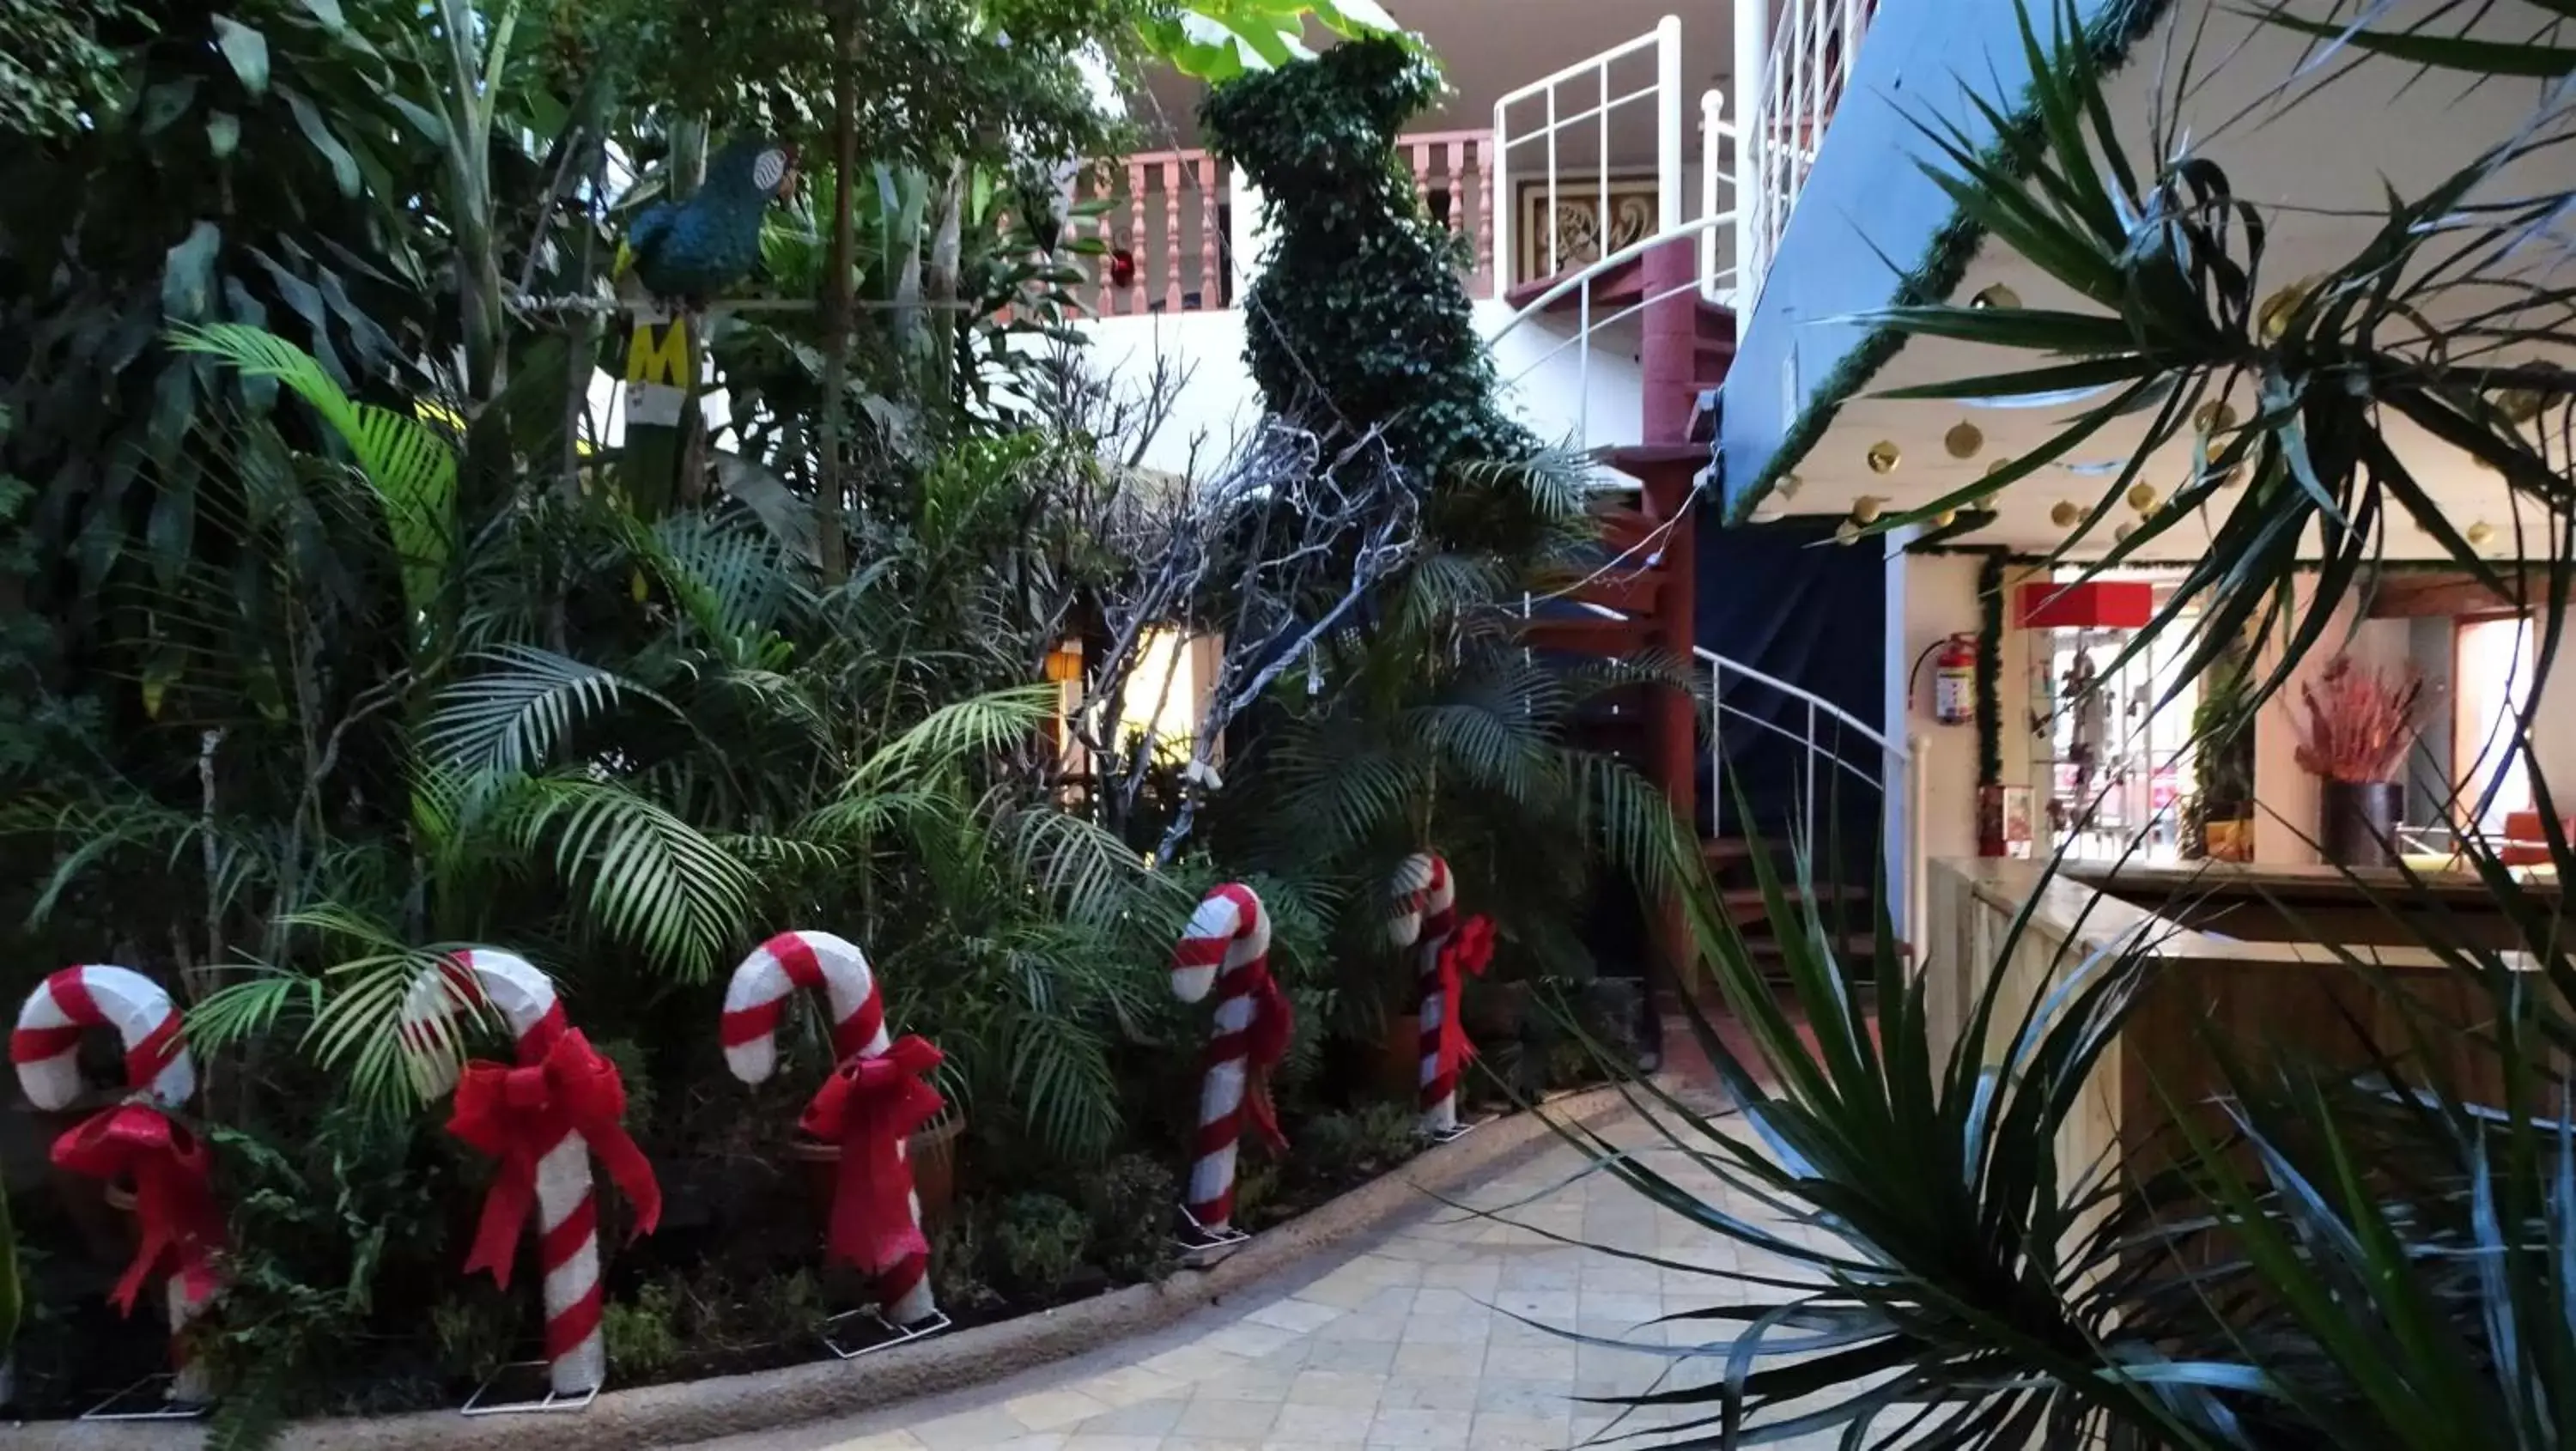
[428,1286,519,1384]
[1082,1155,1179,1283]
[1294,1101,1419,1183]
[992,1193,1091,1298]
[600,1280,683,1379]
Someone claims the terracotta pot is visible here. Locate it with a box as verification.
[2320,780,2403,868]
[789,1111,964,1236]
[1376,1014,1421,1101]
[1463,980,1533,1046]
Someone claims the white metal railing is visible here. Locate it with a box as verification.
[1700,644,1918,941]
[1744,0,1879,307]
[1492,18,1686,299]
[1548,598,1921,942]
[1487,88,1740,453]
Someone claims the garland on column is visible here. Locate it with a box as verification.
[1975,551,2005,791]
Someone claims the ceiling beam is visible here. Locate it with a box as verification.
[2366,569,2574,619]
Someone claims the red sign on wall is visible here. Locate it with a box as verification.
[2014,580,2154,630]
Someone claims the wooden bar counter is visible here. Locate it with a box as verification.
[1923,858,2560,1185]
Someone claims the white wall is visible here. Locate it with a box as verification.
[1073,299,1649,479]
[1901,553,1988,866]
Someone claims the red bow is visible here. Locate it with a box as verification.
[1437,914,1496,1083]
[1218,965,1293,1157]
[799,1036,945,1276]
[447,1028,661,1288]
[52,1103,225,1317]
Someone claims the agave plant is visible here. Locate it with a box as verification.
[1855,0,2576,721]
[1516,3,2576,1442]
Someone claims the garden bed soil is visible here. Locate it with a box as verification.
[5,1082,1638,1451]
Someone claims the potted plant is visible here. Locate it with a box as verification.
[2294,654,2424,868]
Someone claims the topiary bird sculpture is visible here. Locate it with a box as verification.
[617,135,799,307]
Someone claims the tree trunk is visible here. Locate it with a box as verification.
[816,9,859,585]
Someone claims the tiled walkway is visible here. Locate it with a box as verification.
[686,1107,1840,1451]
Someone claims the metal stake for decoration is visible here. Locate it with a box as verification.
[1423,1116,1481,1145]
[820,1305,953,1361]
[1173,1205,1251,1269]
[82,1375,212,1423]
[460,1362,601,1417]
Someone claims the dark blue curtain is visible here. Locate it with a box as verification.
[1693,514,1886,852]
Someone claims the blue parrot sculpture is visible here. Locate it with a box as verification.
[618,134,799,307]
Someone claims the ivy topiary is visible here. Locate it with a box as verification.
[1200,35,1533,481]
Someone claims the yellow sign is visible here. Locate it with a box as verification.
[624,314,694,388]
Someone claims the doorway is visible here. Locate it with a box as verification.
[2451,614,2534,835]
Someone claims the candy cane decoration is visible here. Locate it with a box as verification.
[1172,884,1291,1236]
[720,932,939,1327]
[13,966,222,1402]
[1390,853,1461,1134]
[403,950,659,1398]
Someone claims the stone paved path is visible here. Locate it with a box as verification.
[684,1108,1846,1451]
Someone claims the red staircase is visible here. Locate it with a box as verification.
[1510,241,1882,1005]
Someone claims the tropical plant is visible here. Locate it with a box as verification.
[0,1181,20,1407]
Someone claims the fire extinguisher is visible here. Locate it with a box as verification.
[1911,633,1978,726]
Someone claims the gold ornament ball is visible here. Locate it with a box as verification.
[2467,521,2496,549]
[2193,399,2239,434]
[1834,519,1862,545]
[2115,520,2138,543]
[1850,495,1885,525]
[2125,483,2158,513]
[2257,278,2314,342]
[1934,508,1959,529]
[2049,499,2081,528]
[1943,422,1984,459]
[1866,440,1900,474]
[1971,283,2022,310]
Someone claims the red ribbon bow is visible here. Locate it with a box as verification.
[799,1035,945,1275]
[1437,914,1496,1082]
[1234,966,1294,1157]
[447,1028,661,1288]
[52,1103,225,1316]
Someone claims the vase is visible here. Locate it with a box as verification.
[790,1110,964,1237]
[2319,780,2403,868]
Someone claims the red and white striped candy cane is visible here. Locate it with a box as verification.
[1172,884,1290,1235]
[13,965,220,1401]
[402,950,646,1397]
[1389,853,1460,1134]
[720,932,936,1326]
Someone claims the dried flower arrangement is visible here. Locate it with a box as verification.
[2293,654,2426,784]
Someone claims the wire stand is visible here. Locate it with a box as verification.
[1173,1205,1251,1269]
[82,1375,212,1423]
[820,1306,953,1361]
[459,1362,602,1417]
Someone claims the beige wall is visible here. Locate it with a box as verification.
[1901,554,1986,865]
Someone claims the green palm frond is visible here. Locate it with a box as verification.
[1005,805,1188,931]
[847,685,1056,792]
[168,323,459,623]
[421,645,688,774]
[503,774,758,980]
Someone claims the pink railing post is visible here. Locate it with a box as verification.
[1125,159,1147,313]
[1473,137,1494,294]
[1198,154,1221,307]
[1443,137,1466,241]
[1161,156,1183,312]
[1094,160,1118,316]
[1410,139,1431,220]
